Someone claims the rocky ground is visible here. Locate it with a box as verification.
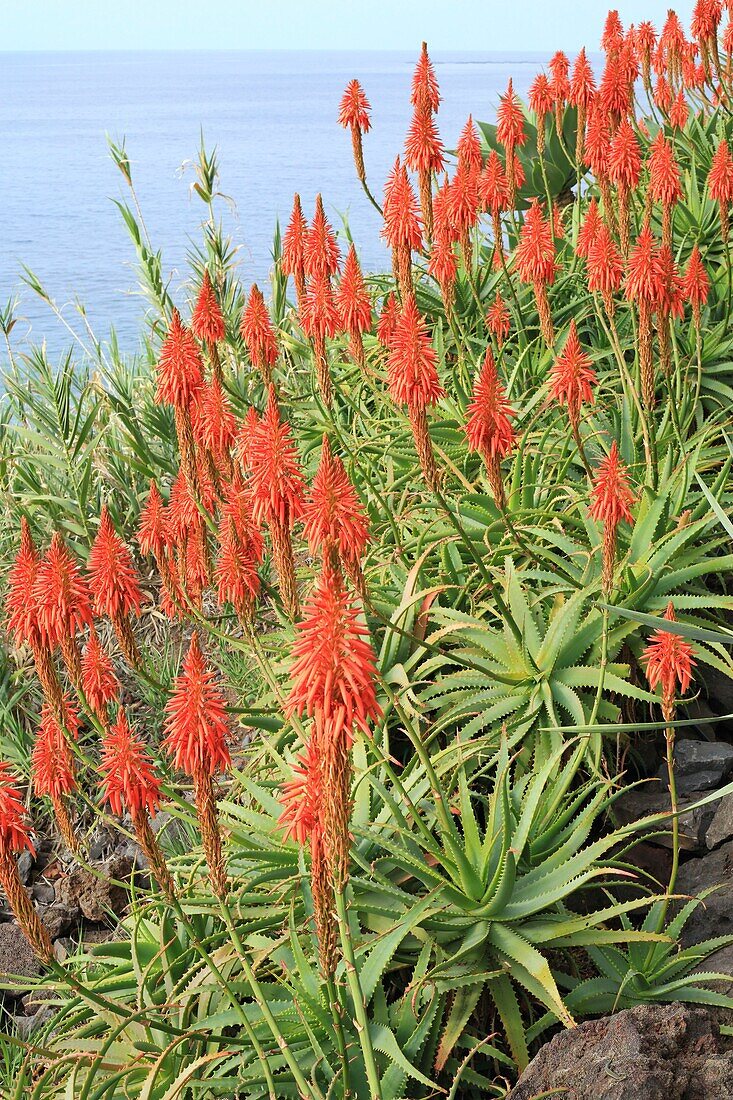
[0,816,177,1039]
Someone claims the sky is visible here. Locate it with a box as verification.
[3,0,697,53]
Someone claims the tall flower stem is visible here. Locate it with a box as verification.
[333,887,383,1100]
[217,899,321,1100]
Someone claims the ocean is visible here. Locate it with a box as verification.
[0,50,552,358]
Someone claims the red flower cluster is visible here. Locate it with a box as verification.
[101,711,161,819]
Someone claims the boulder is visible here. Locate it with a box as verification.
[510,1004,733,1100]
[614,784,716,852]
[55,856,132,923]
[676,840,733,945]
[0,923,41,990]
[660,740,733,795]
[706,794,733,849]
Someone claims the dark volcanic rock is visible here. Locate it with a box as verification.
[676,839,733,944]
[706,794,733,849]
[662,740,733,795]
[0,923,41,990]
[510,1004,733,1100]
[615,784,716,852]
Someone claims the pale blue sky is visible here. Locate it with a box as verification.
[4,0,696,52]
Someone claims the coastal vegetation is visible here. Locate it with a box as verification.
[3,4,733,1096]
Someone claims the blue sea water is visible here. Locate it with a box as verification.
[0,50,552,358]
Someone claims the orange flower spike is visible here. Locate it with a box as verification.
[496,78,526,206]
[655,245,685,321]
[302,271,341,405]
[643,602,696,720]
[607,120,642,254]
[457,115,483,175]
[550,322,597,439]
[81,629,120,719]
[138,481,170,562]
[692,0,723,73]
[191,269,226,349]
[464,348,515,509]
[376,292,399,348]
[447,162,480,267]
[88,506,143,621]
[602,9,625,55]
[514,199,557,287]
[278,736,322,845]
[286,563,381,736]
[192,376,237,475]
[386,296,444,491]
[514,199,557,345]
[577,198,602,260]
[335,244,372,371]
[282,193,308,309]
[648,131,683,247]
[0,762,53,962]
[669,89,689,130]
[589,441,635,591]
[636,21,657,85]
[683,244,710,328]
[248,387,306,617]
[625,224,662,306]
[32,703,77,852]
[589,444,635,528]
[101,710,161,819]
[410,41,441,114]
[480,151,509,262]
[404,105,444,242]
[529,74,554,155]
[404,107,444,175]
[428,231,458,313]
[164,632,231,899]
[6,522,66,717]
[587,221,624,316]
[659,8,688,75]
[302,436,370,575]
[386,294,444,410]
[304,194,341,280]
[163,632,231,777]
[382,158,422,297]
[33,533,93,652]
[569,47,597,162]
[548,50,570,134]
[598,54,631,122]
[654,73,673,114]
[5,518,41,648]
[486,291,511,348]
[570,47,597,110]
[0,763,34,858]
[87,506,143,666]
[708,138,733,240]
[480,150,509,216]
[215,476,264,623]
[32,706,76,802]
[155,308,203,496]
[240,284,278,384]
[338,78,371,182]
[101,710,177,901]
[625,223,662,409]
[33,532,93,689]
[214,521,262,622]
[155,308,204,410]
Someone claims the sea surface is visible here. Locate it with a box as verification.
[0,50,553,358]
